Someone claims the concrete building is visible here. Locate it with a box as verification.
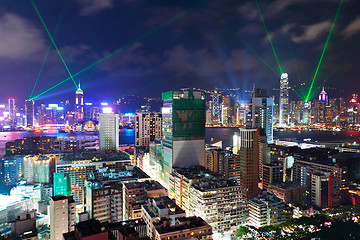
[161,90,206,185]
[141,196,186,237]
[63,219,110,240]
[262,162,283,190]
[99,113,119,150]
[34,155,57,185]
[249,195,285,228]
[267,182,305,205]
[105,218,147,240]
[238,128,259,199]
[152,216,212,240]
[311,173,333,209]
[10,184,52,202]
[85,166,151,223]
[0,195,37,227]
[247,88,273,144]
[53,136,99,152]
[56,151,131,204]
[142,196,211,240]
[7,210,38,240]
[169,167,248,238]
[292,159,342,207]
[123,181,167,220]
[50,195,76,240]
[135,112,162,148]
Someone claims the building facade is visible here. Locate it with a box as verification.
[161,90,206,185]
[99,113,119,150]
[50,195,76,240]
[135,112,162,148]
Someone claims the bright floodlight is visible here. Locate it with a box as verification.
[102,107,113,114]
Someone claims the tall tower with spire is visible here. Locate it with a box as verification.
[75,82,84,122]
[279,73,289,126]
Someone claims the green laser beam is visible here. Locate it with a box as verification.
[292,88,304,101]
[29,11,188,100]
[113,72,189,101]
[30,0,68,99]
[255,0,283,75]
[305,0,343,102]
[212,12,279,76]
[31,0,77,89]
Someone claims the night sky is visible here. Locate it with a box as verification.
[0,0,359,104]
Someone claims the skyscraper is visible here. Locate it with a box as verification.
[212,89,220,125]
[25,100,34,128]
[9,98,16,126]
[279,73,289,126]
[53,173,71,196]
[50,195,76,240]
[75,83,84,122]
[99,113,119,150]
[135,112,162,148]
[247,88,273,144]
[161,89,206,185]
[239,128,259,199]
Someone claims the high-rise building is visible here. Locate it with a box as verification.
[302,101,311,124]
[56,151,131,204]
[169,167,248,238]
[34,155,57,185]
[279,73,289,126]
[2,156,23,183]
[239,128,259,199]
[262,162,283,190]
[50,195,76,240]
[161,89,206,185]
[135,112,162,148]
[142,197,212,240]
[318,87,329,106]
[212,89,221,125]
[123,180,167,220]
[54,173,71,196]
[8,98,16,127]
[247,88,273,144]
[75,84,84,122]
[85,166,150,223]
[99,113,119,150]
[25,100,35,128]
[7,210,38,240]
[248,194,285,228]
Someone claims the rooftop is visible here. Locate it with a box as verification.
[87,167,150,188]
[124,180,166,191]
[76,219,107,238]
[155,216,211,234]
[51,195,75,203]
[59,149,130,162]
[143,196,185,218]
[172,166,239,191]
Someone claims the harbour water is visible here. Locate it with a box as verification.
[0,128,358,156]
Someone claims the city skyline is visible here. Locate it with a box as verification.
[0,0,359,103]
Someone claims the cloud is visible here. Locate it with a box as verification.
[162,45,259,77]
[74,0,114,16]
[98,42,157,76]
[342,16,360,38]
[238,2,258,20]
[291,21,331,43]
[0,13,46,60]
